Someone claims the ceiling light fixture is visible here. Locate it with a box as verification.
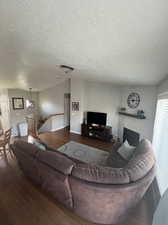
[60,65,74,74]
[26,88,35,113]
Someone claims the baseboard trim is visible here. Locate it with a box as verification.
[70,130,81,135]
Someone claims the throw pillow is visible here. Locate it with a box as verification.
[118,140,135,160]
[33,139,46,151]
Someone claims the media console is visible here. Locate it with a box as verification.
[81,123,112,142]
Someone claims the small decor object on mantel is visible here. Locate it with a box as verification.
[12,97,24,110]
[137,110,145,118]
[72,102,80,111]
[127,92,140,109]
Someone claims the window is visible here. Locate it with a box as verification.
[26,99,31,108]
[153,96,168,195]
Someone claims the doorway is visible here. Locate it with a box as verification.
[64,93,70,129]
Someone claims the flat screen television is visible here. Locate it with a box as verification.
[87,111,107,126]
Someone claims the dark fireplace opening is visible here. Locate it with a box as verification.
[123,127,140,146]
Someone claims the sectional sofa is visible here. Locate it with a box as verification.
[11,139,156,224]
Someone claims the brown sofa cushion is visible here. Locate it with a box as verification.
[125,139,155,182]
[106,151,128,168]
[72,163,130,184]
[106,142,128,168]
[37,161,73,208]
[37,150,76,175]
[70,165,156,224]
[13,140,40,157]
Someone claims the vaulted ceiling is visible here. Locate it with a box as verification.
[0,0,168,91]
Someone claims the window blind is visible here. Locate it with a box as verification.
[153,98,168,195]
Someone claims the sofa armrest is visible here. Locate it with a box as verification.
[12,140,40,157]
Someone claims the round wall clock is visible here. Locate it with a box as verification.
[127,92,140,109]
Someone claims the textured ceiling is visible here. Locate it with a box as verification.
[0,0,168,91]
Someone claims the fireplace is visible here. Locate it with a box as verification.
[123,127,140,146]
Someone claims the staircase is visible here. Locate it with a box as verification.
[38,113,65,133]
[26,113,66,138]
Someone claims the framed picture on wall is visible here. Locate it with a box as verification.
[72,101,80,111]
[12,97,24,110]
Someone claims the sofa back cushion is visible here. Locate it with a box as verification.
[13,140,76,175]
[11,142,41,184]
[106,142,128,168]
[125,139,155,182]
[37,150,76,175]
[106,151,128,168]
[72,163,130,184]
[13,140,40,157]
[72,139,155,184]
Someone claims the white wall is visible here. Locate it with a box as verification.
[70,79,157,139]
[70,78,85,134]
[84,81,121,135]
[0,89,10,131]
[70,79,121,135]
[118,86,157,141]
[39,79,70,118]
[39,78,157,142]
[158,76,168,95]
[38,79,70,132]
[8,89,39,136]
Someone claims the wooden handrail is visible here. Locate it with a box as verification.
[26,114,65,133]
[46,113,64,120]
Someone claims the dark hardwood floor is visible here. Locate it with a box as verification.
[39,128,116,151]
[0,129,153,225]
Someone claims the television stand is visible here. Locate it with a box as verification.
[81,124,112,142]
